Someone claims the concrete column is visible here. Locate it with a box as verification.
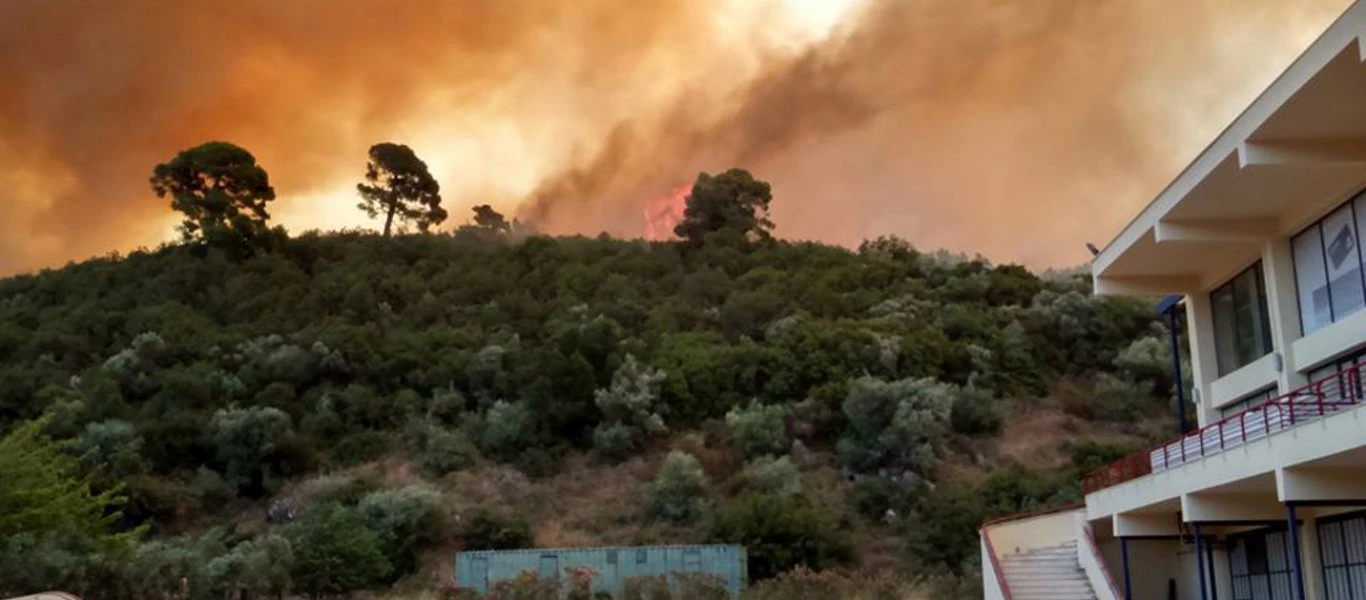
[1263,238,1309,392]
[1186,292,1220,426]
[1302,514,1324,600]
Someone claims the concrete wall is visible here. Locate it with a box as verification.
[986,510,1080,557]
[1077,528,1121,600]
[981,537,1007,600]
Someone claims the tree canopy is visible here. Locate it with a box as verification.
[356,143,446,236]
[674,168,774,245]
[150,141,278,256]
[470,204,511,234]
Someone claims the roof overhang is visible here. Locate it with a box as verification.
[1093,1,1366,296]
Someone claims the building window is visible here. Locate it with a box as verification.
[1211,262,1275,376]
[1317,511,1366,600]
[1220,386,1278,419]
[1307,348,1366,404]
[1230,527,1295,600]
[1293,191,1366,336]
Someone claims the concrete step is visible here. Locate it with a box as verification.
[1003,565,1087,574]
[998,542,1096,600]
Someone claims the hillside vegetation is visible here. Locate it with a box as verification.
[0,163,1182,599]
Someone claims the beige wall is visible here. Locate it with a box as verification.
[986,510,1080,557]
[1100,538,1183,600]
[982,509,1124,599]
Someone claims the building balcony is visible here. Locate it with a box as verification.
[1083,361,1366,499]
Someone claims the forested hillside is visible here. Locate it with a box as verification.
[0,163,1182,599]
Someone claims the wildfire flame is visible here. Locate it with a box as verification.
[642,184,690,241]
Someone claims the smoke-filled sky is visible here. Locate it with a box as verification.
[0,0,1351,276]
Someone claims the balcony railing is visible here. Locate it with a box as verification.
[1082,361,1366,495]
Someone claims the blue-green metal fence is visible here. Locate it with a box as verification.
[453,544,746,597]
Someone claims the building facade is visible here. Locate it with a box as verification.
[983,2,1366,599]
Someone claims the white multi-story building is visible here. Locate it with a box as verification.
[982,2,1366,599]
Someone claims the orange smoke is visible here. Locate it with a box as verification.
[0,0,1353,276]
[643,185,690,241]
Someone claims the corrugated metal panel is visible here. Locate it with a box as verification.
[454,544,746,597]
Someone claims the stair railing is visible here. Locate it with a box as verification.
[981,526,1014,600]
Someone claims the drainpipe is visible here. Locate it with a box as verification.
[1194,523,1209,600]
[1288,504,1307,600]
[1205,533,1219,600]
[1121,537,1133,600]
[1158,295,1189,434]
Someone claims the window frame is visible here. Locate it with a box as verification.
[1316,509,1366,600]
[1230,526,1296,600]
[1220,386,1278,419]
[1292,190,1366,336]
[1210,261,1275,376]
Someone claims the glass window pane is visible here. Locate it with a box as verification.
[1234,267,1273,365]
[1345,515,1366,563]
[1350,565,1366,600]
[1295,226,1332,335]
[1321,521,1346,566]
[1323,205,1365,321]
[1264,532,1285,572]
[1358,191,1366,281]
[1232,538,1250,576]
[1214,285,1239,375]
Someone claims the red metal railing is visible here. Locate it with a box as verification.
[1083,362,1366,494]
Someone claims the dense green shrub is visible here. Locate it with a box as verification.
[710,492,853,580]
[419,427,478,476]
[743,456,802,497]
[286,503,391,597]
[206,534,293,600]
[846,477,922,521]
[592,354,668,459]
[838,376,953,474]
[646,450,711,524]
[459,508,534,551]
[1092,373,1158,424]
[725,400,787,458]
[948,384,1001,436]
[358,485,444,579]
[210,405,293,495]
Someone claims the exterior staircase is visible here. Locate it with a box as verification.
[999,541,1098,600]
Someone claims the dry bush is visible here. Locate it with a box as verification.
[621,573,730,600]
[745,567,922,600]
